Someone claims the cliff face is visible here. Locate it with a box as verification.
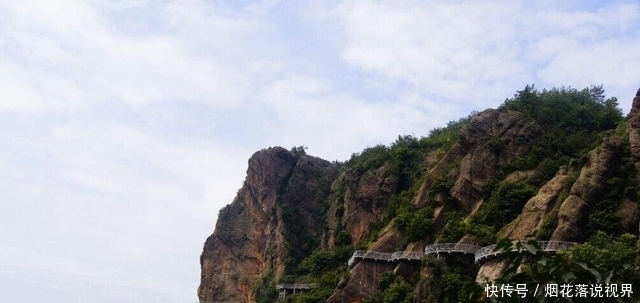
[432,109,542,213]
[198,147,337,302]
[341,164,398,244]
[327,109,544,302]
[628,88,640,187]
[198,88,640,303]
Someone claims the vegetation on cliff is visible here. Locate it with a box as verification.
[469,233,640,302]
[199,85,640,303]
[500,85,622,180]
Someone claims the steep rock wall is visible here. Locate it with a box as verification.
[502,165,575,239]
[334,109,545,301]
[342,165,398,244]
[326,225,403,303]
[625,88,640,233]
[414,109,543,213]
[198,147,337,302]
[552,136,623,242]
[199,88,640,302]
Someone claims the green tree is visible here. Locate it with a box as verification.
[500,85,623,180]
[468,236,640,302]
[476,181,538,232]
[291,146,308,156]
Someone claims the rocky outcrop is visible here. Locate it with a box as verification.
[453,109,543,213]
[342,165,398,243]
[627,88,640,193]
[624,88,640,235]
[327,224,423,303]
[502,165,574,239]
[627,88,640,117]
[414,109,543,213]
[326,225,404,303]
[329,109,546,301]
[199,87,640,303]
[412,144,465,207]
[551,136,623,242]
[476,90,640,282]
[476,259,510,283]
[477,136,629,281]
[616,198,639,233]
[198,147,337,302]
[328,260,395,303]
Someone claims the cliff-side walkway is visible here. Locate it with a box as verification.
[424,243,481,256]
[347,241,578,267]
[347,250,424,267]
[474,241,578,263]
[276,284,316,299]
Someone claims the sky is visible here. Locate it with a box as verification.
[0,0,639,302]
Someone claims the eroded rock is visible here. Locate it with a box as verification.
[452,109,543,213]
[551,137,623,242]
[198,147,337,302]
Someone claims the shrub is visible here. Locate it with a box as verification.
[468,236,640,302]
[536,209,558,240]
[476,181,538,231]
[296,245,353,276]
[499,85,623,182]
[437,213,465,243]
[405,208,434,241]
[378,272,395,292]
[382,280,413,303]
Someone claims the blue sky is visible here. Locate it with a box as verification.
[1,1,639,302]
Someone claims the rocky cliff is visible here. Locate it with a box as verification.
[199,87,640,303]
[198,147,338,302]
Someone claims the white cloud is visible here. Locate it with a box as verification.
[1,1,640,302]
[334,0,640,110]
[0,63,45,112]
[0,117,249,302]
[0,246,184,302]
[0,0,274,112]
[336,1,530,104]
[260,73,454,160]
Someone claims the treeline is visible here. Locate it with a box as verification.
[260,85,631,303]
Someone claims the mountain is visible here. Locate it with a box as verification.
[198,86,640,303]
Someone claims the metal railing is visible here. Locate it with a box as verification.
[538,241,578,251]
[347,241,579,267]
[348,250,423,267]
[473,244,498,263]
[276,284,316,290]
[424,243,481,255]
[276,284,316,299]
[391,251,424,261]
[474,241,578,263]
